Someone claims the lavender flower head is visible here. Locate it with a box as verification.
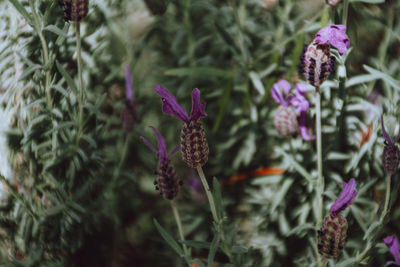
[154,85,209,168]
[330,178,357,217]
[271,80,314,141]
[314,25,350,55]
[384,235,400,266]
[122,66,136,132]
[381,115,400,176]
[140,126,182,200]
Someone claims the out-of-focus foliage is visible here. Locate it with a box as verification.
[0,0,399,266]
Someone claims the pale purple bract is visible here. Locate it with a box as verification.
[314,24,350,55]
[330,178,357,217]
[384,235,400,266]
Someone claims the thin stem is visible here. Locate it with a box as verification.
[29,0,52,107]
[379,175,391,223]
[342,0,349,26]
[315,86,324,267]
[76,22,85,138]
[315,86,324,227]
[170,200,190,266]
[196,166,218,223]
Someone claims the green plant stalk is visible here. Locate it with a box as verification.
[29,0,52,107]
[196,166,218,223]
[315,86,324,267]
[76,22,85,138]
[322,257,328,267]
[342,0,349,25]
[196,166,234,264]
[170,200,191,266]
[379,175,391,223]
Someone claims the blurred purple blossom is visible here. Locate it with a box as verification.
[186,173,207,204]
[314,25,350,55]
[140,126,180,165]
[330,178,357,217]
[384,235,400,266]
[122,66,136,132]
[271,80,314,141]
[154,85,207,123]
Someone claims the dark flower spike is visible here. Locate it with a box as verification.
[330,178,357,217]
[381,115,400,176]
[140,126,181,200]
[384,235,400,266]
[154,85,207,123]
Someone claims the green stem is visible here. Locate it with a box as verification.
[76,22,85,138]
[322,257,328,267]
[379,175,391,223]
[342,0,349,26]
[170,200,191,266]
[196,166,234,264]
[29,0,52,107]
[315,86,324,267]
[196,166,218,223]
[315,86,324,227]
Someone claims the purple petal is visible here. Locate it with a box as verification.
[314,24,350,55]
[384,236,400,265]
[290,93,310,114]
[154,85,189,123]
[298,112,315,141]
[140,136,157,153]
[295,83,308,95]
[189,88,207,122]
[382,115,394,145]
[167,144,181,158]
[330,178,358,217]
[125,66,133,103]
[271,80,291,105]
[149,126,167,161]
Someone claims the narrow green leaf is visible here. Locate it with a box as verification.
[212,177,223,219]
[214,20,240,55]
[271,179,294,213]
[249,71,265,95]
[212,79,232,132]
[208,233,220,267]
[153,218,184,256]
[165,67,231,78]
[363,65,400,90]
[363,221,380,240]
[44,25,68,37]
[56,60,77,92]
[182,240,211,249]
[9,0,34,26]
[18,64,42,81]
[286,223,315,237]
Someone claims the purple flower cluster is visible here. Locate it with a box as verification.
[314,25,350,55]
[271,80,314,141]
[384,235,400,266]
[381,116,400,176]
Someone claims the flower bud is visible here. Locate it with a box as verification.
[121,100,136,132]
[180,121,209,168]
[300,43,335,87]
[156,160,180,200]
[326,0,343,6]
[274,105,298,136]
[62,0,89,22]
[383,143,400,176]
[317,214,348,259]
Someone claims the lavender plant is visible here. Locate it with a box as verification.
[0,0,399,266]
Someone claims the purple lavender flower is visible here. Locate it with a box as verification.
[140,126,182,200]
[384,235,400,266]
[271,80,315,141]
[314,25,350,55]
[330,178,357,217]
[381,116,400,176]
[154,85,207,123]
[154,85,209,168]
[121,66,136,132]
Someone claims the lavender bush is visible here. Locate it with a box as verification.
[0,0,399,266]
